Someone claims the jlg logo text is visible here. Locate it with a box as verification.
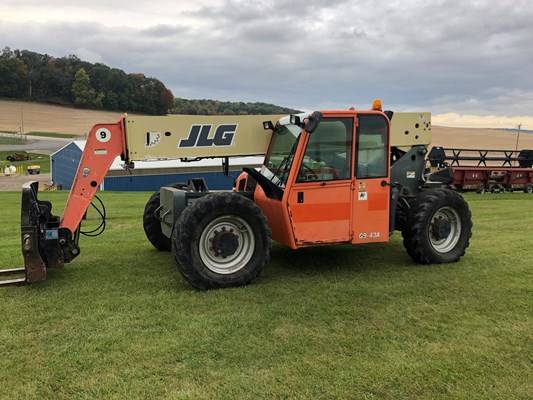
[179,124,237,148]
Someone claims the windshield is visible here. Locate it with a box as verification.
[261,124,301,187]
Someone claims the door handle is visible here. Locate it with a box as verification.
[297,192,304,203]
[381,180,396,188]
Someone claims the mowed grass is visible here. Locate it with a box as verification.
[0,191,531,399]
[27,131,77,139]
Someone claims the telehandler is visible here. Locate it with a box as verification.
[2,101,472,288]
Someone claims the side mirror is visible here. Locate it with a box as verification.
[262,120,275,131]
[305,111,322,133]
[289,115,301,126]
[289,112,322,133]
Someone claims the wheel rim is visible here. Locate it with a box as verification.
[428,206,462,253]
[198,215,255,275]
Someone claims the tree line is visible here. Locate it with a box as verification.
[0,47,174,115]
[0,47,299,116]
[171,98,299,115]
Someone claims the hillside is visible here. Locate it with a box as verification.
[431,125,533,150]
[0,100,133,136]
[0,48,173,115]
[172,98,299,115]
[0,99,298,136]
[0,48,300,117]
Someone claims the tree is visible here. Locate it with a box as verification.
[72,68,97,107]
[170,98,299,115]
[103,90,119,110]
[0,48,176,113]
[0,52,28,98]
[0,48,299,115]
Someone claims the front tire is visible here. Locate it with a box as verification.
[402,188,472,264]
[173,192,271,290]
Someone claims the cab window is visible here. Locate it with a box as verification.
[296,118,353,182]
[356,114,388,178]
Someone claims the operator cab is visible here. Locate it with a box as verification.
[239,106,391,249]
[261,112,389,186]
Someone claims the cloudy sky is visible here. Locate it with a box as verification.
[1,0,532,128]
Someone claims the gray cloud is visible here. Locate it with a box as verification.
[142,25,189,38]
[1,0,532,118]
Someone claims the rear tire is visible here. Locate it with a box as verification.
[173,192,271,290]
[143,191,171,251]
[524,184,533,194]
[402,188,472,264]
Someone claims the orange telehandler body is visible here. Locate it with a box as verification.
[2,106,472,289]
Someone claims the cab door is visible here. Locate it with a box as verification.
[352,113,390,244]
[287,117,354,245]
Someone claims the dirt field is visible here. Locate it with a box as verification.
[0,99,133,136]
[431,125,533,150]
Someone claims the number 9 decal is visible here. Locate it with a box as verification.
[96,128,111,143]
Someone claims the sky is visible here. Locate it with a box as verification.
[1,0,532,129]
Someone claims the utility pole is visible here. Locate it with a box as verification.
[514,123,521,167]
[20,103,24,135]
[514,123,521,152]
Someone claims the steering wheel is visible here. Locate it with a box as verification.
[300,163,320,180]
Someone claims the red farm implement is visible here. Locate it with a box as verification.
[429,147,533,193]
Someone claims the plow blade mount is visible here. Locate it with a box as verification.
[0,181,78,286]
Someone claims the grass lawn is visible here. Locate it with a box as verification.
[27,131,77,139]
[0,191,531,399]
[0,151,50,174]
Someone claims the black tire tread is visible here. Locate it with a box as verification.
[143,191,171,251]
[173,192,271,290]
[401,188,472,264]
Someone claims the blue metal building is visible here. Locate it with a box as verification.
[51,141,261,191]
[101,171,242,191]
[50,141,85,190]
